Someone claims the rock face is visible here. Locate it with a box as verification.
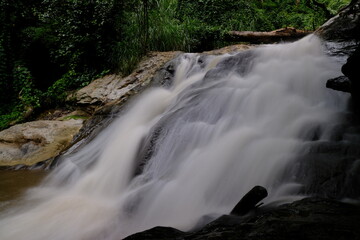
[322,0,360,146]
[124,198,360,240]
[292,140,360,199]
[342,47,360,104]
[319,0,360,106]
[70,51,181,111]
[0,119,83,167]
[316,0,360,41]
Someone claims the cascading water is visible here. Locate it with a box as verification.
[0,35,350,239]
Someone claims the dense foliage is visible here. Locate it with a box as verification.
[0,0,351,129]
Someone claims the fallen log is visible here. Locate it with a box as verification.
[227,27,312,44]
[230,185,268,216]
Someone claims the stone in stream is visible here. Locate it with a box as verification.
[326,76,352,93]
[230,185,268,216]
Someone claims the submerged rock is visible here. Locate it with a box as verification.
[0,119,83,167]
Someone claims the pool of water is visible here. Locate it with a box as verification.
[0,170,47,212]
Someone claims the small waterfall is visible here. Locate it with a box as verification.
[0,35,350,239]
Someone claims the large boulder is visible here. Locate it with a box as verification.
[70,51,181,111]
[0,119,83,167]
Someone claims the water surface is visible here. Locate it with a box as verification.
[0,170,47,212]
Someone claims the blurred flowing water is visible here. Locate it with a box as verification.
[0,36,352,239]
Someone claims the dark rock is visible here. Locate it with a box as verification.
[326,76,352,92]
[123,226,185,240]
[124,198,360,240]
[342,47,360,79]
[294,154,360,199]
[134,124,164,176]
[317,0,360,67]
[320,0,360,107]
[288,118,360,199]
[342,46,360,103]
[230,186,268,216]
[325,44,360,109]
[212,50,256,77]
[316,0,360,42]
[152,54,183,88]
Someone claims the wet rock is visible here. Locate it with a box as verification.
[190,198,360,240]
[289,119,360,199]
[215,50,256,77]
[326,45,360,108]
[202,44,255,55]
[152,54,183,88]
[230,186,268,216]
[0,119,83,167]
[124,227,185,240]
[295,155,360,199]
[152,45,256,88]
[316,0,360,42]
[124,198,360,240]
[343,47,360,79]
[320,0,360,109]
[343,47,360,101]
[326,76,352,92]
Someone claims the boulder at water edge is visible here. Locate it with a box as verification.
[0,119,83,167]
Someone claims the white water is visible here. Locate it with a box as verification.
[0,36,348,239]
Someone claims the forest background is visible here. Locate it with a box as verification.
[0,0,350,130]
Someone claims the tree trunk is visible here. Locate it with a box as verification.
[226,27,312,44]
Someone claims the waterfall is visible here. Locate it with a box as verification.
[0,35,349,240]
